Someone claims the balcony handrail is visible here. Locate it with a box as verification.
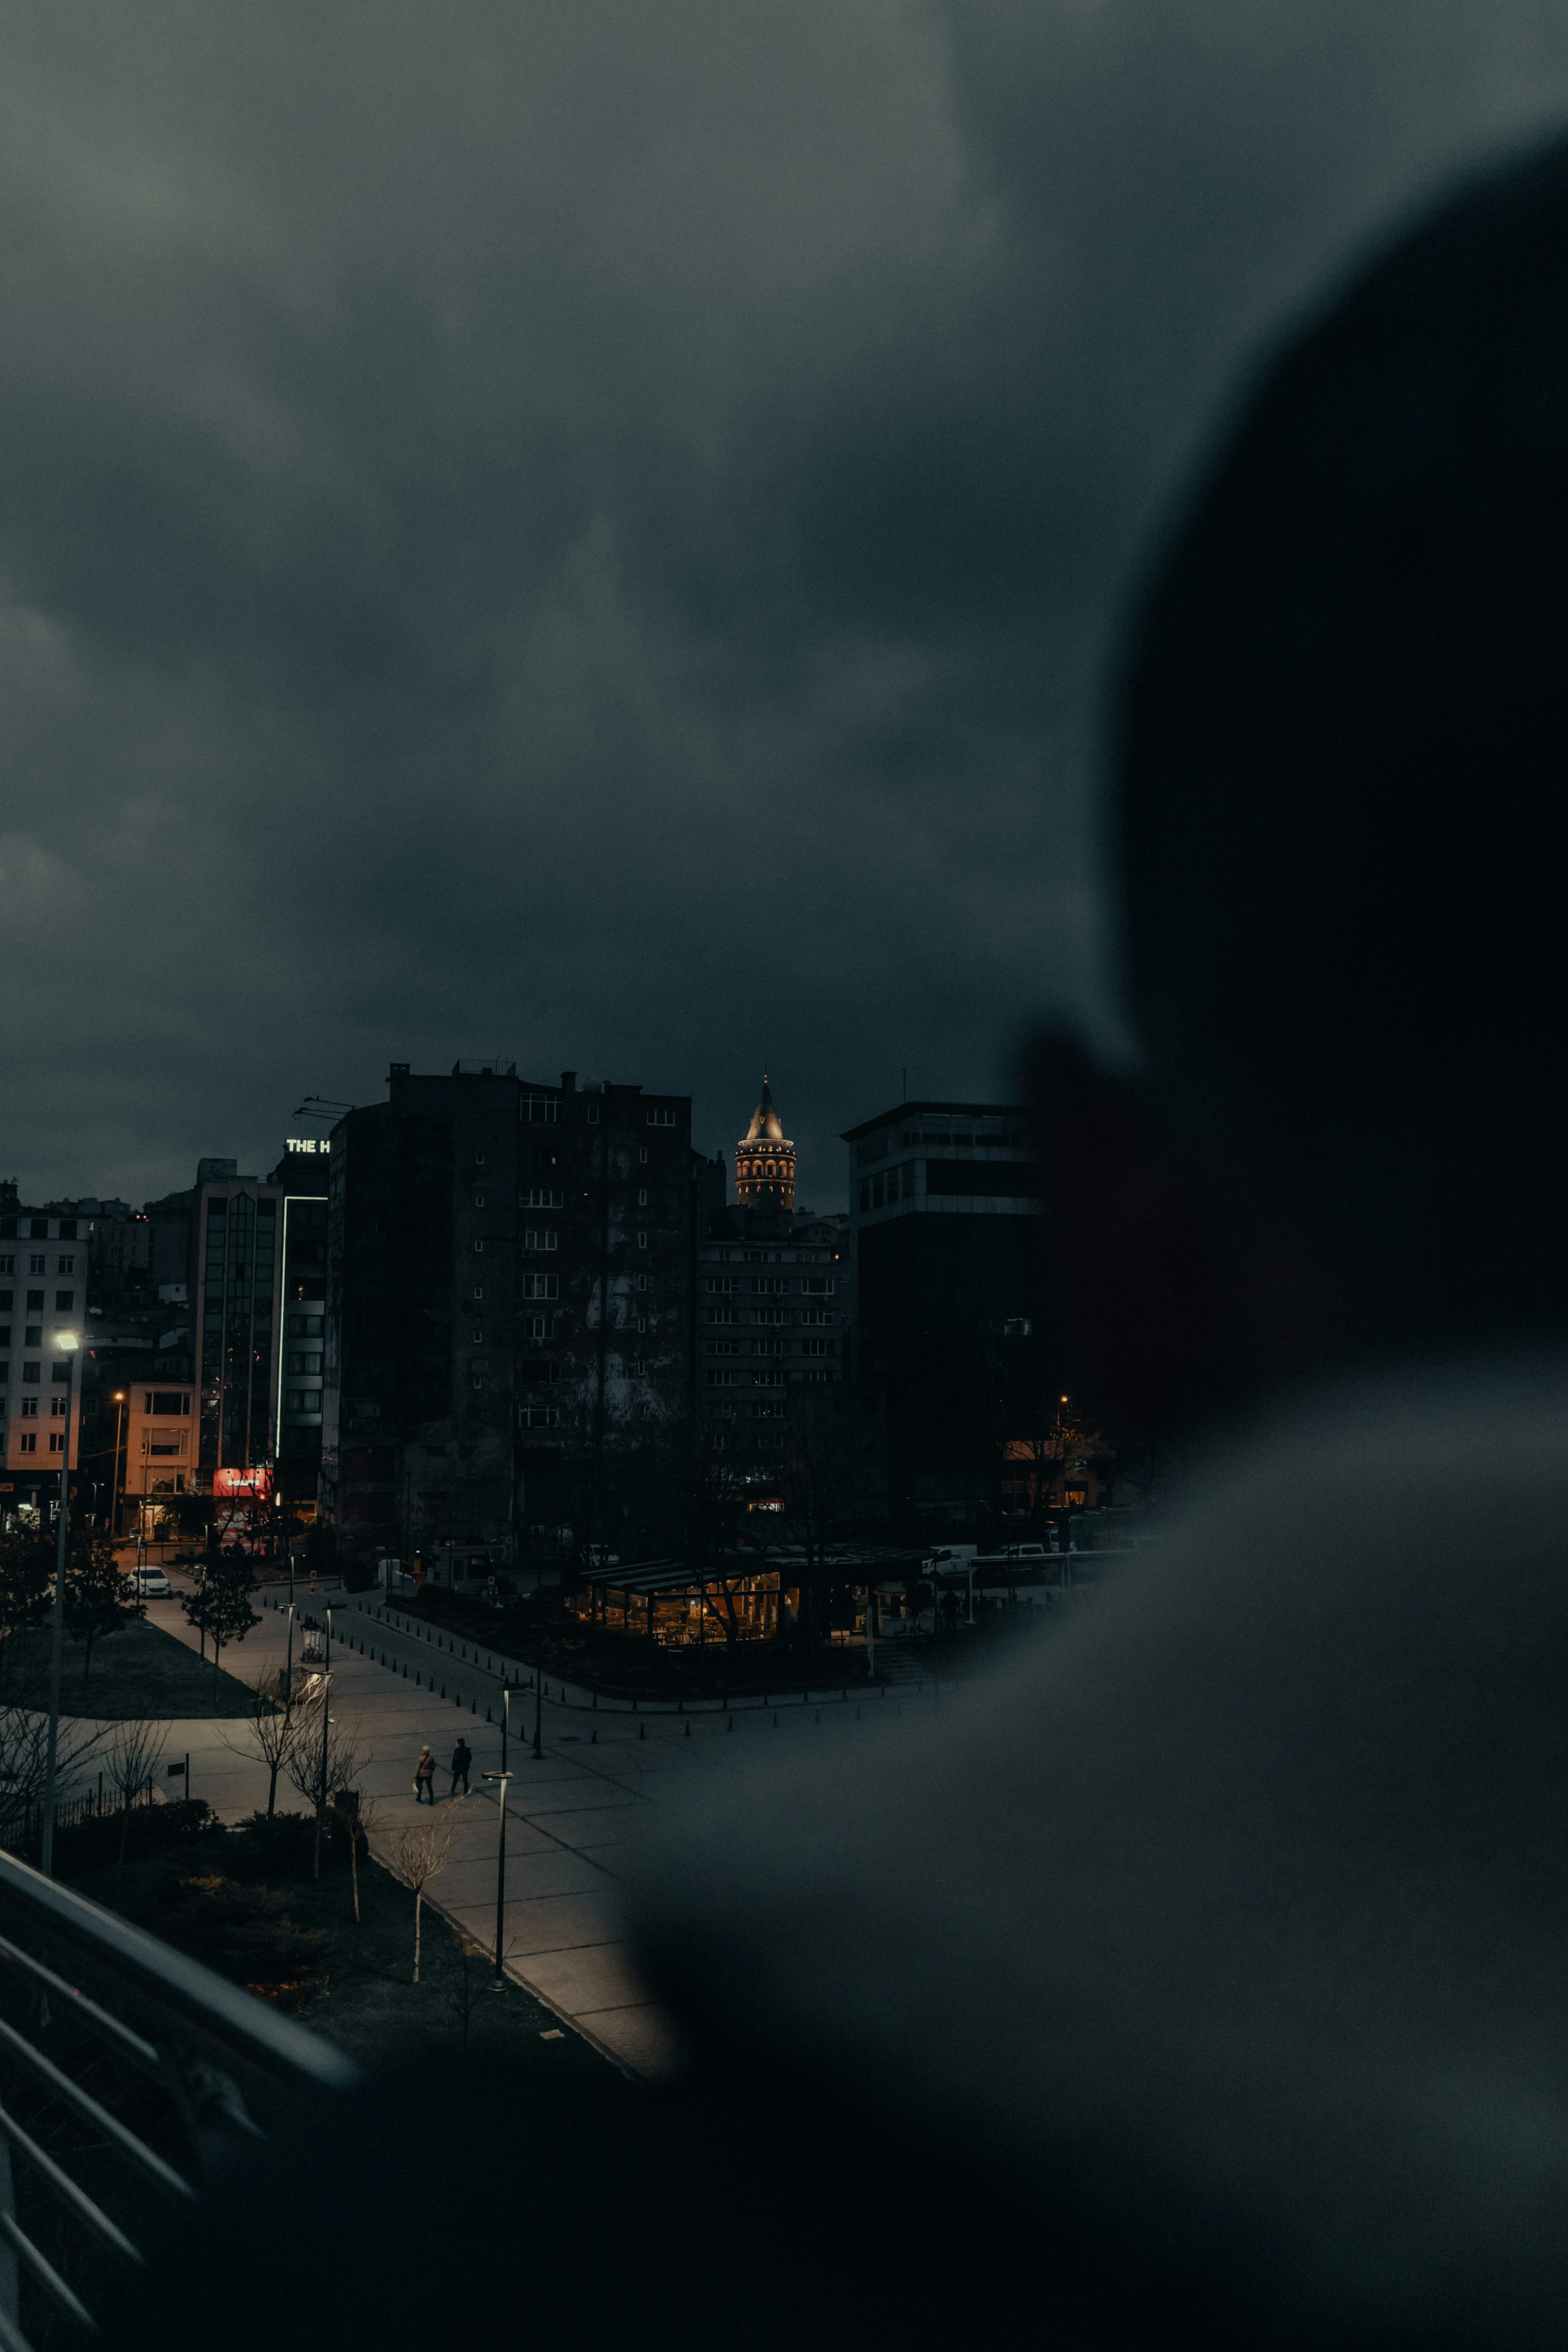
[0,1848,358,2095]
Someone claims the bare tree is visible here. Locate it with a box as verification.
[103,1720,168,1874]
[0,1707,101,1860]
[282,1709,367,1881]
[331,1792,376,1925]
[436,1920,490,2055]
[218,1669,303,1816]
[385,1803,463,1983]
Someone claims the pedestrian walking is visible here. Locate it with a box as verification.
[413,1744,435,1803]
[450,1737,472,1797]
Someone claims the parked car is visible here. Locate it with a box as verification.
[135,1568,173,1600]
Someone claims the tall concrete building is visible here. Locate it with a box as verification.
[844,1099,1052,1528]
[320,1061,694,1564]
[0,1189,84,1515]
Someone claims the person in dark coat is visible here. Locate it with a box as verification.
[450,1737,472,1796]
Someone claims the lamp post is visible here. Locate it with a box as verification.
[108,1390,126,1545]
[316,1606,333,1826]
[482,1768,512,1983]
[40,1333,82,1879]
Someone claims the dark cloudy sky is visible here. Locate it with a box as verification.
[4,0,1568,1212]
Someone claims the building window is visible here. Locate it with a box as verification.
[751,1276,788,1295]
[705,1369,742,1387]
[802,1338,836,1356]
[28,1257,44,1277]
[473,1239,484,1254]
[523,1189,563,1209]
[801,1307,832,1326]
[636,1315,646,1333]
[19,1397,37,1418]
[475,1154,486,1166]
[472,1285,484,1300]
[285,1354,323,1375]
[25,1291,43,1311]
[471,1326,484,1344]
[54,1290,73,1311]
[707,1305,737,1325]
[638,1147,648,1164]
[801,1277,836,1296]
[636,1231,648,1250]
[524,1095,558,1123]
[523,1228,558,1252]
[705,1276,737,1296]
[29,1223,46,1242]
[18,1433,35,1453]
[0,1256,12,1274]
[523,1314,547,1342]
[473,1192,485,1208]
[49,1396,66,1417]
[586,1106,599,1125]
[521,1275,558,1300]
[522,1405,560,1428]
[647,1108,676,1127]
[637,1189,648,1207]
[636,1274,648,1291]
[709,1340,740,1357]
[57,1256,74,1275]
[58,1220,77,1241]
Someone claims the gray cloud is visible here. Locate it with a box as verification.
[3,0,1568,1206]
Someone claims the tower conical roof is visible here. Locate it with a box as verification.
[743,1073,785,1145]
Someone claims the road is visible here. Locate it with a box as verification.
[108,1582,938,2079]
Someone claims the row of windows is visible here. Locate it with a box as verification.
[0,1363,70,1386]
[0,1220,80,1242]
[0,1258,74,1280]
[704,1275,836,1298]
[8,1433,66,1453]
[706,1338,837,1356]
[703,1305,835,1328]
[5,1395,66,1416]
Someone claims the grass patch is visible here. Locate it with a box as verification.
[62,1803,606,2078]
[1,1616,266,1719]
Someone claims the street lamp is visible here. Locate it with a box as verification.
[481,1768,513,1984]
[40,1332,82,1879]
[108,1391,126,1544]
[316,1606,334,1827]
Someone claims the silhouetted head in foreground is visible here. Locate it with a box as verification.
[1047,133,1568,1432]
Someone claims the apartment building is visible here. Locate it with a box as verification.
[844,1099,1052,1516]
[320,1060,694,1562]
[0,1189,85,1512]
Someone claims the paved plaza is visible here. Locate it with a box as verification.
[74,1584,943,2079]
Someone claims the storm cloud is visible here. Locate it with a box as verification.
[3,0,1568,1204]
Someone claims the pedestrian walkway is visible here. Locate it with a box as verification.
[127,1589,937,2079]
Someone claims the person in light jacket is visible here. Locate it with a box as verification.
[413,1745,435,1803]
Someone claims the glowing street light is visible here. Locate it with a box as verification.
[40,1331,82,1878]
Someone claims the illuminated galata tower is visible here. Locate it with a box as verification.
[734,1074,796,1212]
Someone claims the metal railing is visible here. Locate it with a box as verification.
[0,1849,359,2350]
